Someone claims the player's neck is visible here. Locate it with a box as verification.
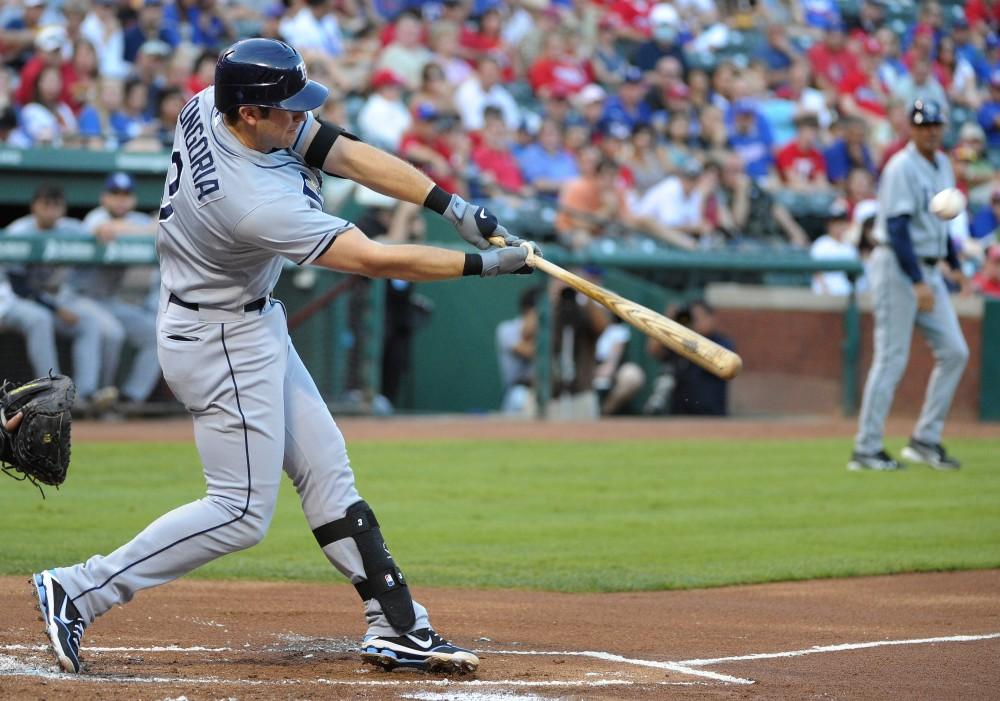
[225,120,265,153]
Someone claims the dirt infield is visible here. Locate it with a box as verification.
[2,571,998,699]
[73,414,998,444]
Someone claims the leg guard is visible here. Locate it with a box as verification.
[312,500,415,632]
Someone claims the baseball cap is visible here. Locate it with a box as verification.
[602,120,631,140]
[104,172,135,193]
[138,39,171,57]
[24,0,46,7]
[959,121,986,142]
[667,82,690,100]
[623,66,644,84]
[862,36,882,55]
[852,198,878,225]
[370,69,404,90]
[650,3,679,26]
[575,83,606,106]
[828,198,850,220]
[34,25,67,53]
[679,158,703,177]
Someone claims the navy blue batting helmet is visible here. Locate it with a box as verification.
[910,98,946,126]
[215,38,328,113]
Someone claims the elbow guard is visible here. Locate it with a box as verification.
[303,119,361,172]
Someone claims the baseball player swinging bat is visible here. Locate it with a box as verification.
[488,236,743,380]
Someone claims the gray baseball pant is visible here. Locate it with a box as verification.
[0,297,60,377]
[53,298,428,637]
[855,247,969,454]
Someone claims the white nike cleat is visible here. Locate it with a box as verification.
[360,627,479,674]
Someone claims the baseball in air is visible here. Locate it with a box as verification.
[929,188,967,220]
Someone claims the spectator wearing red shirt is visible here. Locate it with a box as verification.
[973,245,1000,298]
[472,106,529,198]
[838,35,888,121]
[807,19,858,91]
[16,27,80,110]
[399,103,465,196]
[775,112,829,191]
[604,0,654,42]
[528,32,593,99]
[966,0,1000,30]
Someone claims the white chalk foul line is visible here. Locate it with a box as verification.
[480,649,754,685]
[1,644,231,653]
[678,632,1000,666]
[0,655,703,688]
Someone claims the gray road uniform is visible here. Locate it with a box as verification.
[73,208,161,402]
[854,143,969,454]
[54,87,430,636]
[4,216,121,399]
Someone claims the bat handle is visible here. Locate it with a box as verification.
[487,235,538,267]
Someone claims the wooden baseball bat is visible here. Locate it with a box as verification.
[489,237,742,380]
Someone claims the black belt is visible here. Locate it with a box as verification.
[168,292,268,312]
[921,257,941,266]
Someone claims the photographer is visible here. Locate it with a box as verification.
[645,300,734,416]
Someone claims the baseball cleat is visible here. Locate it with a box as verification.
[360,628,479,675]
[901,439,961,470]
[847,450,905,471]
[31,571,86,673]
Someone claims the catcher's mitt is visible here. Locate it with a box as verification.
[0,373,75,494]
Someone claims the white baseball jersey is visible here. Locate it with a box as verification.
[156,87,351,308]
[875,142,954,260]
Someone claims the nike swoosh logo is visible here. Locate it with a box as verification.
[406,634,434,649]
[478,209,487,220]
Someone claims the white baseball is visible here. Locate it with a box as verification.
[929,188,967,220]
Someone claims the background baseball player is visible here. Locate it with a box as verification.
[849,99,969,472]
[31,38,537,676]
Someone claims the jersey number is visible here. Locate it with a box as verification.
[158,150,184,221]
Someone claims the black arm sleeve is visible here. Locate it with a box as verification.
[303,119,361,173]
[887,214,923,284]
[946,235,961,271]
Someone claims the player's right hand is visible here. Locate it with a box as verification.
[476,246,534,277]
[913,282,935,312]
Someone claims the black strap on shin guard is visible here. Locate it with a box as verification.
[312,500,415,632]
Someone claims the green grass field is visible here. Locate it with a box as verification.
[1,437,997,592]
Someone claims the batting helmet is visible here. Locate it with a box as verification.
[910,98,946,126]
[214,38,329,113]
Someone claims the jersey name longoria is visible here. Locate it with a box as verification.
[178,99,222,204]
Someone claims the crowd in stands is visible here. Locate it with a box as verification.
[1,0,998,278]
[1,0,1000,416]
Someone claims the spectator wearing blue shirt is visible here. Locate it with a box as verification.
[755,23,797,89]
[515,119,579,201]
[167,0,232,49]
[727,100,774,181]
[823,116,875,184]
[795,0,841,31]
[978,72,1000,149]
[123,0,181,63]
[631,4,686,74]
[971,189,1000,241]
[952,18,992,83]
[600,67,654,131]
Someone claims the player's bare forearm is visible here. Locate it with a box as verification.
[326,138,435,206]
[316,227,463,281]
